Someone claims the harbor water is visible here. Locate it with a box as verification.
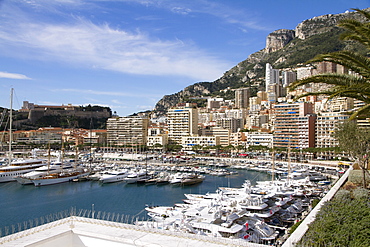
[0,169,270,231]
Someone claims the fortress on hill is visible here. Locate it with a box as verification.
[19,101,111,123]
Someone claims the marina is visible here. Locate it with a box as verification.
[0,161,271,231]
[0,153,342,245]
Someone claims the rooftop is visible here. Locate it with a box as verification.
[0,216,266,247]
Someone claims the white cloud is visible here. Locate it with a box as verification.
[0,2,231,82]
[171,7,191,15]
[54,88,162,98]
[0,71,31,80]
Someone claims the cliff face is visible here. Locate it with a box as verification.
[154,8,368,115]
[265,29,295,53]
[295,11,366,39]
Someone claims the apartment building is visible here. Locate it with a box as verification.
[216,118,244,133]
[327,97,354,112]
[246,132,273,148]
[281,70,297,88]
[201,126,230,147]
[249,97,262,114]
[181,136,219,151]
[230,132,247,147]
[265,63,280,92]
[146,126,168,148]
[167,103,198,144]
[235,88,250,109]
[273,102,315,149]
[315,112,349,148]
[106,116,149,146]
[245,114,269,129]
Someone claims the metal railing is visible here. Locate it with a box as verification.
[0,208,268,247]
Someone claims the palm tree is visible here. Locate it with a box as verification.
[289,8,370,120]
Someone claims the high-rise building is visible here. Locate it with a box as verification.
[235,88,250,109]
[315,112,349,148]
[216,118,244,133]
[273,102,315,149]
[167,103,198,144]
[106,116,149,146]
[282,71,297,88]
[207,98,224,110]
[265,63,280,92]
[265,63,280,102]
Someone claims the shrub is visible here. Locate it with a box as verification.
[334,189,351,201]
[349,170,370,186]
[298,188,370,247]
[353,188,369,200]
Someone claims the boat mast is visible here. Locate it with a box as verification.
[287,134,291,183]
[8,88,13,166]
[89,118,93,172]
[47,142,51,174]
[271,148,275,181]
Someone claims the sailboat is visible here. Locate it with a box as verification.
[0,88,45,183]
[14,152,72,185]
[31,143,89,186]
[31,166,89,186]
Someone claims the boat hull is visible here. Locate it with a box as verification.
[32,172,89,186]
[14,176,34,185]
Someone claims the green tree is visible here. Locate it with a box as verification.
[235,145,245,154]
[223,145,235,154]
[153,143,163,151]
[335,121,370,187]
[289,8,370,120]
[164,144,182,152]
[191,144,203,153]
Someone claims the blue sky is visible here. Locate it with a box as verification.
[0,0,369,117]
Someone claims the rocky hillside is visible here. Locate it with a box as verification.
[154,8,368,115]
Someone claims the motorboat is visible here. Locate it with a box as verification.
[181,174,205,185]
[99,169,129,183]
[123,170,148,184]
[155,172,170,184]
[169,172,189,184]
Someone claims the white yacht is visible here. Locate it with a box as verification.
[32,167,89,186]
[0,158,45,183]
[123,170,148,184]
[169,172,186,184]
[14,162,72,185]
[99,169,129,183]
